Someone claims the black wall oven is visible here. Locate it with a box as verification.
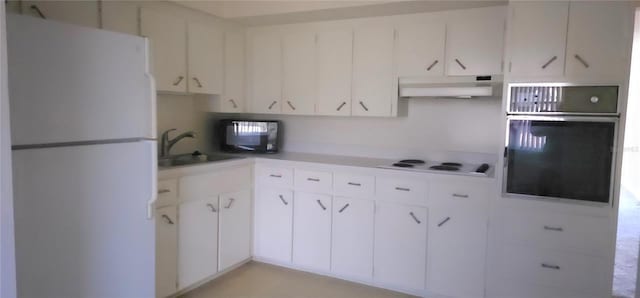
[504,85,619,204]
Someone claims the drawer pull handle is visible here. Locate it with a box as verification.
[316,200,327,211]
[161,214,174,225]
[172,76,184,86]
[229,99,238,108]
[279,195,288,205]
[454,58,467,70]
[452,193,469,198]
[395,187,411,192]
[359,101,369,111]
[574,54,590,68]
[426,59,439,71]
[347,182,361,186]
[286,101,296,110]
[437,217,451,227]
[541,56,557,69]
[268,101,278,110]
[543,225,563,232]
[409,212,421,224]
[206,203,217,213]
[307,178,320,182]
[270,174,282,178]
[338,203,350,213]
[541,263,560,270]
[192,77,203,88]
[225,198,235,209]
[158,189,171,194]
[336,102,346,111]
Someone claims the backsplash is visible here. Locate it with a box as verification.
[156,94,210,155]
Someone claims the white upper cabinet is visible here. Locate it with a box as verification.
[446,7,506,76]
[316,29,353,116]
[222,31,246,113]
[507,2,568,78]
[292,192,332,271]
[249,31,282,113]
[352,21,395,117]
[140,9,187,93]
[395,16,446,77]
[22,0,99,28]
[565,2,631,81]
[282,32,316,115]
[187,22,223,94]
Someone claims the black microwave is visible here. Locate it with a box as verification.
[218,119,281,153]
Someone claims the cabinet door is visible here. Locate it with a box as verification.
[156,206,178,298]
[316,29,353,116]
[188,22,223,94]
[352,23,394,117]
[254,188,293,263]
[219,190,252,271]
[178,198,218,289]
[282,32,316,115]
[428,204,488,298]
[374,202,427,291]
[446,7,505,76]
[331,197,374,280]
[140,9,187,93]
[565,2,631,80]
[396,18,446,77]
[22,1,99,28]
[249,31,282,113]
[292,192,331,271]
[222,31,246,113]
[508,2,569,77]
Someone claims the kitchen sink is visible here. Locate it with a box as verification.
[158,153,242,168]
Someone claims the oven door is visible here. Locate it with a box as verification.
[503,115,618,204]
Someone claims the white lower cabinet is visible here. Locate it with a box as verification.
[254,188,294,263]
[331,196,374,280]
[374,202,427,292]
[156,205,178,298]
[292,192,332,271]
[219,190,252,271]
[178,198,219,290]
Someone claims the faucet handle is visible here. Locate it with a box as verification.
[162,128,177,138]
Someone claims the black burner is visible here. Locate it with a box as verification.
[441,162,463,167]
[399,159,425,164]
[429,165,460,171]
[393,163,414,168]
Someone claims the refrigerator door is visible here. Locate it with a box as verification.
[7,14,155,146]
[12,141,156,298]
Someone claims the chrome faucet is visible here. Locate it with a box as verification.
[160,129,197,157]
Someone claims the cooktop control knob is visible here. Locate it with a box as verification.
[590,96,600,103]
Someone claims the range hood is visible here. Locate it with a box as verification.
[399,75,502,99]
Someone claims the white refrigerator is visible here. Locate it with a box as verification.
[7,15,157,298]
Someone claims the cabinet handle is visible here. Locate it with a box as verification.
[268,101,277,110]
[225,198,235,209]
[541,56,557,69]
[161,214,174,225]
[279,194,288,205]
[30,5,46,19]
[269,174,282,178]
[229,99,238,108]
[158,189,171,194]
[395,187,410,192]
[437,216,451,227]
[307,177,320,182]
[206,203,217,213]
[452,193,469,198]
[574,54,590,68]
[347,182,361,187]
[338,203,350,213]
[286,101,296,111]
[454,58,467,70]
[543,225,563,232]
[172,76,184,86]
[336,102,347,111]
[426,59,439,71]
[192,77,203,88]
[541,263,560,270]
[316,200,327,210]
[359,101,369,111]
[409,212,421,224]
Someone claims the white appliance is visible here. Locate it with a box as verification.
[7,15,157,298]
[398,75,502,98]
[378,159,491,177]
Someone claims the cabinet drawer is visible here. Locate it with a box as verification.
[496,245,610,297]
[499,211,611,257]
[157,179,178,207]
[334,173,374,198]
[294,169,332,194]
[430,177,489,206]
[376,177,427,205]
[256,165,293,188]
[179,166,252,200]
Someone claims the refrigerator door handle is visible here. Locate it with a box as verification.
[147,141,158,219]
[144,38,157,140]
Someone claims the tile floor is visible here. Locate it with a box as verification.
[180,262,416,298]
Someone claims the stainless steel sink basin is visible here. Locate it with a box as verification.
[158,153,242,168]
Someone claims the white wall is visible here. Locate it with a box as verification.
[0,1,17,297]
[623,7,640,199]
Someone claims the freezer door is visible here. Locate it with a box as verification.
[7,14,155,146]
[12,141,156,298]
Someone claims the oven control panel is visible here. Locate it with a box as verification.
[508,85,618,114]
